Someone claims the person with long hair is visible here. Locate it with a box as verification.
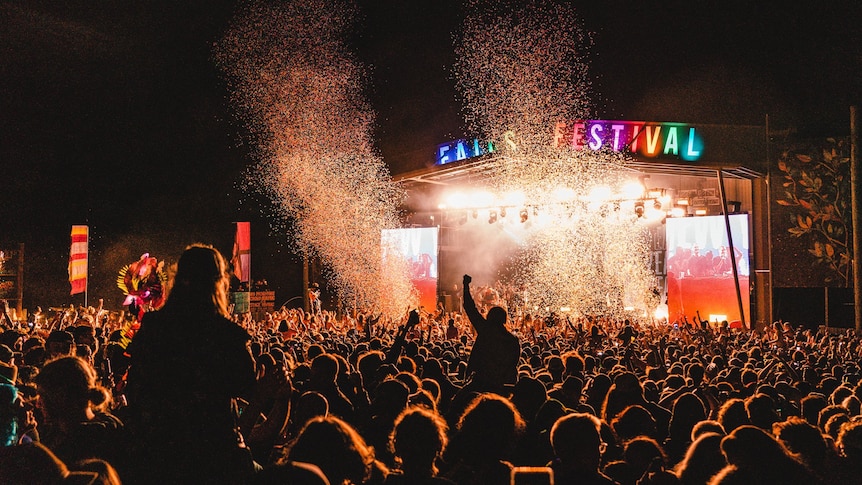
[33,356,124,467]
[442,393,525,485]
[282,415,387,485]
[124,244,256,484]
[386,406,454,485]
[673,432,726,485]
[710,425,820,485]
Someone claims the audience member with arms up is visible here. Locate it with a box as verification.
[461,274,519,394]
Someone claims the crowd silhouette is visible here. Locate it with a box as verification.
[2,244,862,484]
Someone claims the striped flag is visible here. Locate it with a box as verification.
[231,222,250,283]
[69,225,88,295]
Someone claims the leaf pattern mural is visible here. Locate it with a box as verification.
[773,137,852,286]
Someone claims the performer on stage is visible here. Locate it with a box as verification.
[308,283,321,314]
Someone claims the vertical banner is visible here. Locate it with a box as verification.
[69,225,88,295]
[232,222,251,283]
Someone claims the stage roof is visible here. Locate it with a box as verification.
[394,155,764,191]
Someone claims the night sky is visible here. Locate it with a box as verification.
[1,0,859,309]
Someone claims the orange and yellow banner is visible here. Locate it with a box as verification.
[69,225,88,295]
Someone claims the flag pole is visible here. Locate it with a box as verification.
[84,227,89,308]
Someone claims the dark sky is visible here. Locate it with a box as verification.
[1,0,859,308]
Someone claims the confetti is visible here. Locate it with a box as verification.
[216,0,416,316]
[453,0,657,319]
[216,0,658,320]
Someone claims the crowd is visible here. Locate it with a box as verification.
[2,244,862,484]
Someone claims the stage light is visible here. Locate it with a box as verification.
[519,208,528,223]
[694,208,707,216]
[488,210,497,224]
[676,198,690,206]
[669,207,686,218]
[500,207,507,218]
[444,192,468,209]
[471,190,495,209]
[503,190,526,207]
[647,188,665,199]
[653,199,663,210]
[585,186,612,202]
[621,180,645,199]
[471,209,478,219]
[634,201,645,218]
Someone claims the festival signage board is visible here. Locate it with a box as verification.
[434,121,766,170]
[250,291,276,313]
[553,120,703,161]
[436,138,496,166]
[230,292,250,314]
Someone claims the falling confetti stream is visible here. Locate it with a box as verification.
[217,0,658,320]
[454,0,658,318]
[216,0,416,316]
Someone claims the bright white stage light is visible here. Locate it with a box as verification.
[620,180,645,199]
[584,186,612,202]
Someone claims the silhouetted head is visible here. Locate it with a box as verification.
[166,244,229,317]
[34,356,108,421]
[720,425,791,468]
[551,412,604,469]
[288,416,375,485]
[487,307,507,327]
[390,406,449,476]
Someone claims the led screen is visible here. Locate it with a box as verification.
[665,214,750,327]
[382,227,439,312]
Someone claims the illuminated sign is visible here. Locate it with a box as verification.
[437,121,706,165]
[554,120,704,161]
[436,138,495,165]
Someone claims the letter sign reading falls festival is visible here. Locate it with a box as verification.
[553,120,704,162]
[436,138,496,165]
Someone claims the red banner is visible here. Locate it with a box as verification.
[69,225,88,295]
[232,222,251,283]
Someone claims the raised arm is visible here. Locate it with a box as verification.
[386,310,419,363]
[462,274,487,333]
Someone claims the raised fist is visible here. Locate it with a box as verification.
[407,309,420,327]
